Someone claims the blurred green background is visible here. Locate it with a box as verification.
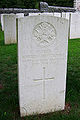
[0,0,74,9]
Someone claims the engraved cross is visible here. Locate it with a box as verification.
[33,67,54,99]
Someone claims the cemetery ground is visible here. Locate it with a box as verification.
[0,24,80,120]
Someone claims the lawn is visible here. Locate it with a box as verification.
[0,24,80,120]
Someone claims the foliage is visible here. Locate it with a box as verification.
[40,0,74,7]
[0,0,74,8]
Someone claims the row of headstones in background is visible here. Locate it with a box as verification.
[29,12,80,39]
[70,12,80,39]
[1,13,24,31]
[62,12,80,39]
[1,13,24,44]
[18,14,68,117]
[29,12,70,38]
[1,12,80,45]
[74,0,80,11]
[1,12,67,45]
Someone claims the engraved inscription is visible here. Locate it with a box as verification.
[34,67,54,99]
[22,53,65,65]
[33,22,56,47]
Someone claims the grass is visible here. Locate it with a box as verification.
[0,24,80,120]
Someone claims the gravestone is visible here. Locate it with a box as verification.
[70,12,80,39]
[18,15,68,116]
[74,0,80,11]
[1,14,4,31]
[2,13,24,32]
[54,12,61,17]
[77,0,80,10]
[62,12,71,39]
[16,13,24,18]
[66,12,71,20]
[4,14,16,44]
[4,13,24,44]
[62,12,66,18]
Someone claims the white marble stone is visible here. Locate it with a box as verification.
[66,12,71,20]
[1,14,15,31]
[29,13,53,16]
[66,13,71,39]
[74,0,80,11]
[54,12,61,17]
[18,15,68,116]
[16,13,24,18]
[4,14,17,44]
[4,13,24,44]
[1,14,5,31]
[62,12,70,20]
[62,12,71,39]
[63,12,80,39]
[1,13,24,32]
[62,12,66,18]
[77,0,80,11]
[70,12,80,39]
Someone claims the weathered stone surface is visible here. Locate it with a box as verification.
[74,0,80,11]
[18,15,68,116]
[1,14,4,31]
[54,12,61,17]
[1,13,24,32]
[66,13,71,39]
[62,12,66,18]
[61,12,80,39]
[62,12,71,20]
[62,12,71,39]
[4,13,24,44]
[4,14,17,44]
[70,12,80,39]
[16,13,24,18]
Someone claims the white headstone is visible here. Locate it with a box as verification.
[4,14,17,44]
[74,0,80,11]
[54,12,61,17]
[66,12,70,20]
[4,13,24,44]
[66,13,71,39]
[1,13,24,32]
[18,15,68,116]
[70,12,80,39]
[62,12,66,18]
[1,14,5,31]
[62,12,71,39]
[16,13,24,18]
